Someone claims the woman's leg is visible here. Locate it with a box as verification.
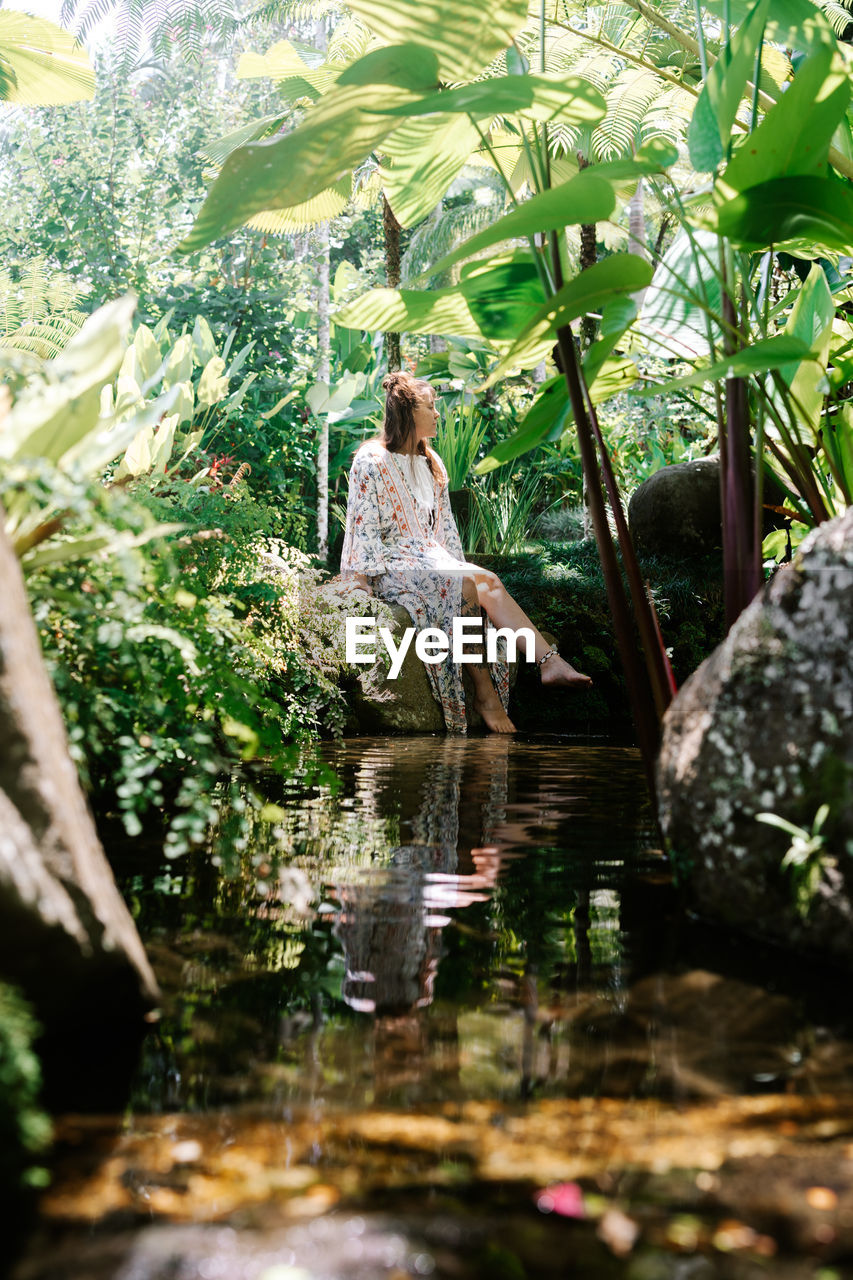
[460,575,516,734]
[469,570,592,688]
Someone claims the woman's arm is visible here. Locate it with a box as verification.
[340,449,388,582]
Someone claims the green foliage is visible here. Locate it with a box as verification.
[1,297,342,854]
[0,259,87,361]
[27,480,343,853]
[756,804,835,917]
[0,984,51,1193]
[0,10,94,104]
[470,467,545,555]
[436,396,490,490]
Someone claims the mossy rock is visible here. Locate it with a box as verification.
[657,508,853,966]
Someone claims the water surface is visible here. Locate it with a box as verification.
[16,736,853,1280]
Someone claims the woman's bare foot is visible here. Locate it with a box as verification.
[473,688,516,733]
[540,653,593,689]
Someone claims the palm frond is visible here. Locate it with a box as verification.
[245,177,350,232]
[325,14,371,64]
[198,111,287,166]
[401,192,506,282]
[594,66,670,159]
[1,314,88,359]
[816,0,853,37]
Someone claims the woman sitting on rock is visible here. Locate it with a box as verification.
[340,370,591,734]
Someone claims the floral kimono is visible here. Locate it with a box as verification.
[340,439,509,734]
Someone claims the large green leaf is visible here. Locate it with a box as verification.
[247,180,351,233]
[179,45,439,253]
[345,0,528,82]
[236,40,335,97]
[334,252,544,342]
[199,112,288,167]
[714,174,853,254]
[633,334,816,396]
[379,74,606,127]
[584,296,638,383]
[687,0,770,173]
[424,173,615,278]
[0,11,94,104]
[422,142,676,280]
[722,44,850,193]
[476,375,570,471]
[381,114,483,228]
[334,287,484,341]
[639,229,723,360]
[780,264,834,439]
[458,255,546,339]
[705,0,837,54]
[476,355,637,470]
[485,254,654,385]
[1,296,136,465]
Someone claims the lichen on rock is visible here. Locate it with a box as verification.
[656,508,853,964]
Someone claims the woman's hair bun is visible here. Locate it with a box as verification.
[382,370,419,404]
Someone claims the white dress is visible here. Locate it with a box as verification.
[340,440,510,733]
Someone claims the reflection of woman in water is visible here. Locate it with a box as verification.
[340,371,591,734]
[332,739,510,1094]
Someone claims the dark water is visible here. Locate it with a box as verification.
[15,736,853,1280]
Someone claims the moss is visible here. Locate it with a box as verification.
[498,542,726,730]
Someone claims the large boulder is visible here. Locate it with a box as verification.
[303,580,522,733]
[0,519,159,1108]
[346,600,447,732]
[629,457,723,558]
[656,508,853,964]
[628,457,787,559]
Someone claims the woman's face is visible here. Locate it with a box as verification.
[412,388,439,444]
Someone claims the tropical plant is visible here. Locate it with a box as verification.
[58,0,239,70]
[107,312,256,486]
[0,259,87,362]
[472,467,545,555]
[756,804,834,918]
[436,395,491,490]
[1,296,345,850]
[178,0,853,799]
[0,10,94,104]
[628,3,853,625]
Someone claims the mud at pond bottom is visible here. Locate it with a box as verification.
[14,1093,853,1280]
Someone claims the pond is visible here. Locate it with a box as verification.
[14,736,853,1280]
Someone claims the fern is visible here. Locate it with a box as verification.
[60,0,242,68]
[594,66,662,158]
[0,260,86,357]
[816,0,853,38]
[2,315,88,359]
[401,186,506,283]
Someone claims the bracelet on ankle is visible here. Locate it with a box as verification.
[538,647,558,667]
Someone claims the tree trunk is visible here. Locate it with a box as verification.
[316,219,331,560]
[0,513,159,1107]
[628,178,650,310]
[577,152,598,353]
[383,193,402,372]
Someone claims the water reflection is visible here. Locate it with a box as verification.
[115,736,853,1117]
[18,738,853,1280]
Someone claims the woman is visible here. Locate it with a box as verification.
[340,371,591,734]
